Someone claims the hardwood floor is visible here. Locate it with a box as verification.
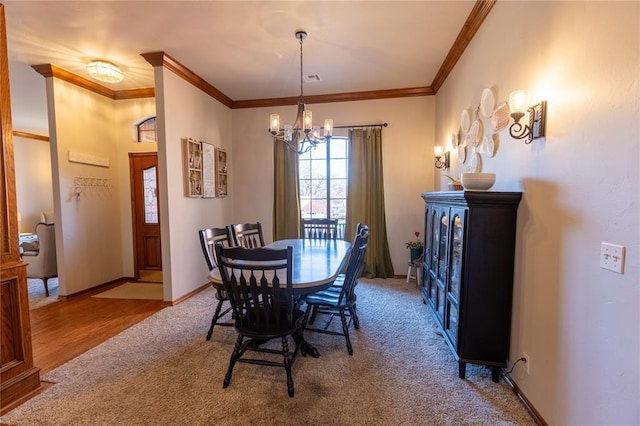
[30,291,167,375]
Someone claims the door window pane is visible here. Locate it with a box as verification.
[143,167,158,224]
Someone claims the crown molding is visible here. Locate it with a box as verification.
[431,0,497,94]
[232,87,434,109]
[141,51,233,108]
[31,64,154,100]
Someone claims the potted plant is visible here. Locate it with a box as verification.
[445,174,463,191]
[406,231,424,261]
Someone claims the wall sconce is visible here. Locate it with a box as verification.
[508,90,547,144]
[434,146,450,170]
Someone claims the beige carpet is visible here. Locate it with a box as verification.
[1,278,534,425]
[92,282,163,300]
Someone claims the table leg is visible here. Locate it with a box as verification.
[296,299,321,358]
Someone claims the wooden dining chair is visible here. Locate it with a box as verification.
[300,218,338,240]
[229,222,265,248]
[215,244,301,397]
[198,227,234,340]
[303,225,369,355]
[308,223,367,326]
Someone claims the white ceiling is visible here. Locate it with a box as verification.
[4,1,476,102]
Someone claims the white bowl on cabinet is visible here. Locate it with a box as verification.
[461,173,496,191]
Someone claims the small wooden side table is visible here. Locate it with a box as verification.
[406,259,422,285]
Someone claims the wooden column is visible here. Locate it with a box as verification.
[0,4,41,412]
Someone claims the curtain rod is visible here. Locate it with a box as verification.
[332,122,388,129]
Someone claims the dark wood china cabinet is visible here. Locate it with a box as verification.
[421,191,522,382]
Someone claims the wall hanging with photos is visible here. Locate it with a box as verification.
[182,137,227,198]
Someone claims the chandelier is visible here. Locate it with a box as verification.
[269,31,333,154]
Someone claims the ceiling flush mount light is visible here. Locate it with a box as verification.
[86,60,123,83]
[508,90,547,144]
[434,146,450,170]
[269,30,333,154]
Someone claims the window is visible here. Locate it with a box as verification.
[299,137,348,226]
[143,166,158,224]
[133,116,157,143]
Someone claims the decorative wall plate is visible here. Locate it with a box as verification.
[484,135,495,158]
[451,132,459,148]
[491,101,510,131]
[460,108,471,134]
[466,151,482,173]
[458,144,466,163]
[480,88,496,119]
[469,119,483,146]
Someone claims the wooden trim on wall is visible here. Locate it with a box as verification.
[503,373,548,426]
[141,51,233,108]
[431,0,497,94]
[113,88,155,100]
[31,64,154,101]
[232,87,434,109]
[11,131,49,142]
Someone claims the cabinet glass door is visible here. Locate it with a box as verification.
[448,209,465,302]
[428,208,439,272]
[435,207,449,325]
[437,208,449,282]
[445,208,465,346]
[422,207,435,304]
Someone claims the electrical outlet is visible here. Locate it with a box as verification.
[522,352,530,375]
[600,242,625,274]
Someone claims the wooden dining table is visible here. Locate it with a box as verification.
[208,238,352,357]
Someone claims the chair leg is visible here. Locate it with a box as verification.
[350,304,360,330]
[308,305,318,325]
[206,298,225,341]
[339,308,353,355]
[223,335,243,389]
[43,278,50,297]
[282,336,294,397]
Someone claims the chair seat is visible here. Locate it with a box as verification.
[305,290,354,308]
[235,309,304,340]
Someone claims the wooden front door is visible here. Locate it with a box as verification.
[129,153,162,278]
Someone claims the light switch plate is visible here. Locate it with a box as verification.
[600,242,625,274]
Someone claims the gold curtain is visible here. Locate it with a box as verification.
[273,140,301,240]
[345,128,394,278]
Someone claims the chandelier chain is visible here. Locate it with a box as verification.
[299,36,304,103]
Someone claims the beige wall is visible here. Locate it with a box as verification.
[232,96,435,273]
[154,67,233,301]
[435,1,639,424]
[46,78,123,295]
[14,136,53,232]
